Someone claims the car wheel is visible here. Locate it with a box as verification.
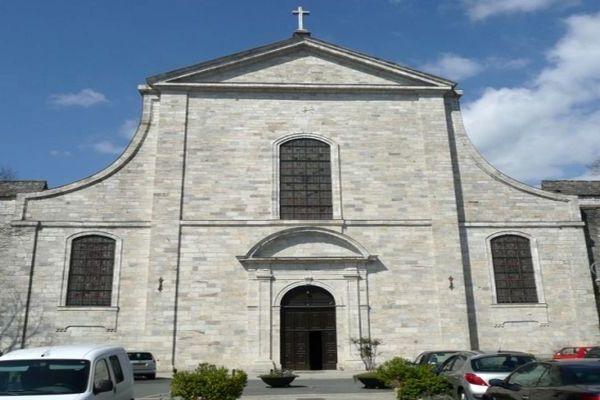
[146,373,156,379]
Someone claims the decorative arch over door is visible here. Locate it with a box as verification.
[237,227,379,371]
[280,285,337,370]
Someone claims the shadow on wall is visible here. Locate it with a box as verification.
[0,293,47,354]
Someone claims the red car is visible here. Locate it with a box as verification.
[552,346,593,359]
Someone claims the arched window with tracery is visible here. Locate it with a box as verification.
[491,235,538,303]
[280,138,332,220]
[66,235,116,306]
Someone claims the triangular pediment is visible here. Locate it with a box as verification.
[147,36,454,89]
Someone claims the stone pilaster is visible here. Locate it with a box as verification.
[421,95,471,348]
[145,91,188,370]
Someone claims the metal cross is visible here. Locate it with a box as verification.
[292,6,310,32]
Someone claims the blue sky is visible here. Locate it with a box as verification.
[1,0,599,187]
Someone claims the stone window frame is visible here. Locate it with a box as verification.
[272,133,342,220]
[485,231,546,305]
[59,231,123,309]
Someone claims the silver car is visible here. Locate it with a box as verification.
[438,351,535,400]
[127,351,157,379]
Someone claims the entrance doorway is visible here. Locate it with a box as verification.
[280,286,337,370]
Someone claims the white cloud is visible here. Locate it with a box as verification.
[83,119,137,156]
[50,150,72,157]
[487,57,531,70]
[92,141,124,155]
[421,53,484,81]
[119,119,138,139]
[49,88,108,108]
[463,0,563,20]
[463,11,600,183]
[420,53,528,82]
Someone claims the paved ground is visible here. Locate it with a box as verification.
[134,370,396,400]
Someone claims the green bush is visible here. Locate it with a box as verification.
[171,363,248,400]
[376,357,415,386]
[376,357,452,400]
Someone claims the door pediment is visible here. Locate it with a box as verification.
[237,227,377,267]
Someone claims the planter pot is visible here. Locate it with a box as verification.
[354,374,388,389]
[259,375,297,387]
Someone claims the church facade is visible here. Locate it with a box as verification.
[1,32,599,371]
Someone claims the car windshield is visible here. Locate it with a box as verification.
[561,364,600,385]
[127,352,153,361]
[428,352,456,365]
[471,355,534,372]
[0,359,90,396]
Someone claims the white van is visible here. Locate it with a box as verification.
[0,345,134,400]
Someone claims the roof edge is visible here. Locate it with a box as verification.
[146,35,456,88]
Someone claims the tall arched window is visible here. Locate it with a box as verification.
[280,138,332,220]
[491,235,538,303]
[66,235,116,306]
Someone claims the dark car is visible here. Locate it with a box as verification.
[483,359,600,400]
[415,351,459,367]
[585,347,600,359]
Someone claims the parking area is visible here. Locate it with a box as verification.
[134,377,171,399]
[133,375,395,399]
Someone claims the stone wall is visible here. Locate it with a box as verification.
[542,180,600,321]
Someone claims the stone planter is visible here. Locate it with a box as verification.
[259,375,297,387]
[353,373,388,389]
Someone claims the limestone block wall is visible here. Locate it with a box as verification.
[182,92,433,221]
[583,207,600,266]
[345,225,470,359]
[466,226,600,355]
[173,223,470,370]
[459,163,576,221]
[193,52,416,86]
[0,199,16,262]
[175,225,265,370]
[10,227,152,352]
[0,200,37,352]
[441,96,600,353]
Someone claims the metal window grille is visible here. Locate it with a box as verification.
[491,235,538,303]
[66,235,115,306]
[280,139,332,220]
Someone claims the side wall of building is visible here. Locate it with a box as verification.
[445,97,600,354]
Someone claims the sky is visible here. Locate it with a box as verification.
[0,0,599,188]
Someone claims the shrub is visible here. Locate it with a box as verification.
[171,363,248,400]
[395,366,452,400]
[351,337,382,371]
[376,357,452,400]
[376,357,414,386]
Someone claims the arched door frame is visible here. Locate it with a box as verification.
[238,227,378,371]
[280,285,337,370]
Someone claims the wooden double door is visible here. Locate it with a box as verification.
[280,286,337,370]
